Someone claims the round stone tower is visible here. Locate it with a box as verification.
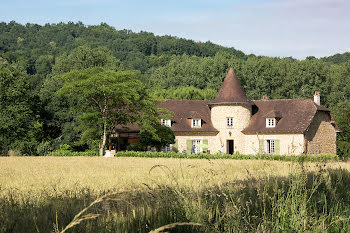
[208,68,253,154]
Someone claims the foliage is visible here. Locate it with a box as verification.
[126,144,146,151]
[0,62,42,155]
[57,67,159,156]
[151,86,217,100]
[36,141,54,156]
[139,124,175,151]
[115,151,339,162]
[321,52,350,64]
[334,105,350,157]
[49,144,98,156]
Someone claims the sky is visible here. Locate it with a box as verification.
[1,0,349,59]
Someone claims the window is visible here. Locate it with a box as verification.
[227,117,233,128]
[161,119,171,127]
[266,139,275,154]
[192,139,202,153]
[192,119,201,128]
[266,118,276,127]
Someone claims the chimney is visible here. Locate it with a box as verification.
[314,91,320,105]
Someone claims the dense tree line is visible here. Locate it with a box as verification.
[0,21,349,156]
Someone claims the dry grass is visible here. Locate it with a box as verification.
[2,156,350,232]
[1,156,349,198]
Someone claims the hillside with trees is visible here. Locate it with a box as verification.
[0,21,349,156]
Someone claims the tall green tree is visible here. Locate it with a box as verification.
[0,62,42,155]
[40,45,123,150]
[57,67,159,156]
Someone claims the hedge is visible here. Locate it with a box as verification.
[115,151,339,162]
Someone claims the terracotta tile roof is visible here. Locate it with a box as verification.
[208,68,253,105]
[158,100,218,132]
[263,110,282,118]
[242,99,331,134]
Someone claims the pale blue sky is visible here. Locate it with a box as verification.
[1,0,349,59]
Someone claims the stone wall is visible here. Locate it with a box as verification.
[173,106,337,155]
[210,104,252,154]
[304,111,337,154]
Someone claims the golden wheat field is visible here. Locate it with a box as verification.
[1,156,349,197]
[2,157,350,233]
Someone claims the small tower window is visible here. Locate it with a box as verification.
[192,119,201,128]
[227,117,233,128]
[266,118,276,128]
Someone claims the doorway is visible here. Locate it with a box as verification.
[227,140,234,154]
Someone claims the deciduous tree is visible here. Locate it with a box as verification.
[57,67,159,156]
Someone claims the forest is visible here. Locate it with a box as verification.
[0,21,349,156]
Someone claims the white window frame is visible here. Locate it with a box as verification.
[266,139,275,154]
[161,119,171,127]
[266,118,276,128]
[227,117,234,128]
[191,118,201,128]
[192,139,203,153]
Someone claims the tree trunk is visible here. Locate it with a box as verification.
[99,121,107,156]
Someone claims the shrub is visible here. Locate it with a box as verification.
[8,149,22,157]
[36,141,54,156]
[49,144,98,156]
[115,151,339,162]
[126,144,146,151]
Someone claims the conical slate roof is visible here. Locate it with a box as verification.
[209,68,252,105]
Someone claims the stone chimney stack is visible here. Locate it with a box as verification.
[314,91,320,105]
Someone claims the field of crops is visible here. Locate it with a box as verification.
[1,157,350,232]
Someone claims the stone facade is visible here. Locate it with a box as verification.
[173,111,336,155]
[210,104,252,154]
[304,111,337,154]
[174,132,219,154]
[244,133,305,155]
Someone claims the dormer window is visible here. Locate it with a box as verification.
[266,118,276,128]
[227,117,233,128]
[192,119,201,128]
[161,119,171,127]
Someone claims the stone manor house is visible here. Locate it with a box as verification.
[114,68,339,155]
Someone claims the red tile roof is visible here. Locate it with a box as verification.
[158,100,218,133]
[242,99,330,134]
[208,68,252,105]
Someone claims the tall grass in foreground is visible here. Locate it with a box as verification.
[1,163,350,232]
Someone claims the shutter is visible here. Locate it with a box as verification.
[275,140,280,155]
[259,139,264,154]
[203,139,208,153]
[187,140,192,154]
